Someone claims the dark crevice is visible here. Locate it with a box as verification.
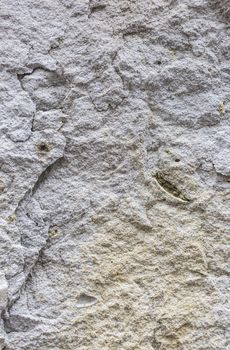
[17,66,53,81]
[2,240,48,334]
[5,157,65,327]
[154,172,190,202]
[12,156,64,217]
[3,160,61,330]
[32,156,64,195]
[89,4,106,16]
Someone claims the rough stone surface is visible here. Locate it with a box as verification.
[0,0,229,349]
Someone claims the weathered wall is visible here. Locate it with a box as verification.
[0,0,229,349]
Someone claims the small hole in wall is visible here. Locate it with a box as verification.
[174,158,180,162]
[38,143,49,152]
[36,142,51,155]
[156,60,162,65]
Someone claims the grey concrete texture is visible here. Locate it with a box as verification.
[0,0,229,349]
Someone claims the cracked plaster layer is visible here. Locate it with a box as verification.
[0,0,229,349]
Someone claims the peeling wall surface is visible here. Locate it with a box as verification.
[0,0,229,349]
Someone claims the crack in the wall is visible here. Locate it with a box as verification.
[2,157,65,333]
[12,156,63,216]
[31,156,64,195]
[154,172,190,202]
[2,151,65,334]
[2,236,49,334]
[17,66,53,89]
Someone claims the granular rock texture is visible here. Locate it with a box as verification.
[0,0,229,349]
